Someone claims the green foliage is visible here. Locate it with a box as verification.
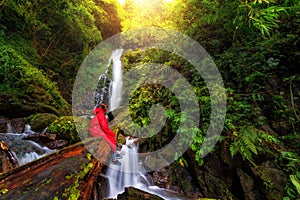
[278,151,300,199]
[0,42,70,115]
[48,116,80,144]
[233,0,287,38]
[0,0,121,101]
[229,126,279,165]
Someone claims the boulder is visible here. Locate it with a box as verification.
[116,187,163,200]
[25,113,58,133]
[251,161,287,200]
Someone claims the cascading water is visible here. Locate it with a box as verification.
[104,137,187,200]
[105,137,144,198]
[109,49,124,111]
[99,49,188,200]
[0,126,55,166]
[94,48,123,109]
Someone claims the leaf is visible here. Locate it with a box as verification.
[290,175,300,195]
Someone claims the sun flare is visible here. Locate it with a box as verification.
[118,0,173,6]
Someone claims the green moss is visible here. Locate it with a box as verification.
[25,113,58,132]
[0,42,70,116]
[0,189,8,196]
[86,153,92,161]
[48,116,80,144]
[65,175,73,180]
[62,162,93,199]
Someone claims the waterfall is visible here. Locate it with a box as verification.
[94,49,123,110]
[109,49,124,111]
[105,138,143,198]
[101,49,186,200]
[104,138,185,200]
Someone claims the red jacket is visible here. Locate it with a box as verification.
[89,107,117,152]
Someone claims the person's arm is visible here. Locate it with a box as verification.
[96,109,116,137]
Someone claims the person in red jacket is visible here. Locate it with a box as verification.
[89,103,122,165]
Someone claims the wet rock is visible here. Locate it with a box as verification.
[10,118,25,133]
[25,113,58,133]
[237,168,262,200]
[0,133,49,157]
[0,116,9,133]
[152,167,170,188]
[151,163,203,199]
[115,187,163,200]
[96,175,109,199]
[46,139,68,149]
[23,132,57,144]
[251,161,287,200]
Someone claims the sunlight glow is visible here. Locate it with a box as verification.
[118,0,173,6]
[118,0,125,6]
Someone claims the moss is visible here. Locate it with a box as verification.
[25,113,58,132]
[65,175,73,180]
[62,162,93,199]
[0,42,70,117]
[86,153,92,161]
[0,189,8,196]
[48,116,80,145]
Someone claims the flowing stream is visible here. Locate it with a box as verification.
[0,130,55,166]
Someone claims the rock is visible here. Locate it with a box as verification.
[95,174,109,199]
[23,132,57,144]
[46,139,68,149]
[236,168,262,200]
[0,116,9,133]
[150,163,203,199]
[25,113,58,133]
[184,148,237,200]
[10,118,25,133]
[251,161,288,200]
[47,116,81,145]
[0,117,25,134]
[0,93,69,118]
[152,167,170,188]
[116,187,164,200]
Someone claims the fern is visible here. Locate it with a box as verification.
[229,126,279,166]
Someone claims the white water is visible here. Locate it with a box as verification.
[104,138,186,200]
[105,138,143,198]
[1,126,55,166]
[103,49,186,200]
[109,49,124,112]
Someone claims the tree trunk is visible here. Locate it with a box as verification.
[0,137,111,200]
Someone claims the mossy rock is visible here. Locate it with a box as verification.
[116,187,163,200]
[47,116,81,145]
[25,113,58,133]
